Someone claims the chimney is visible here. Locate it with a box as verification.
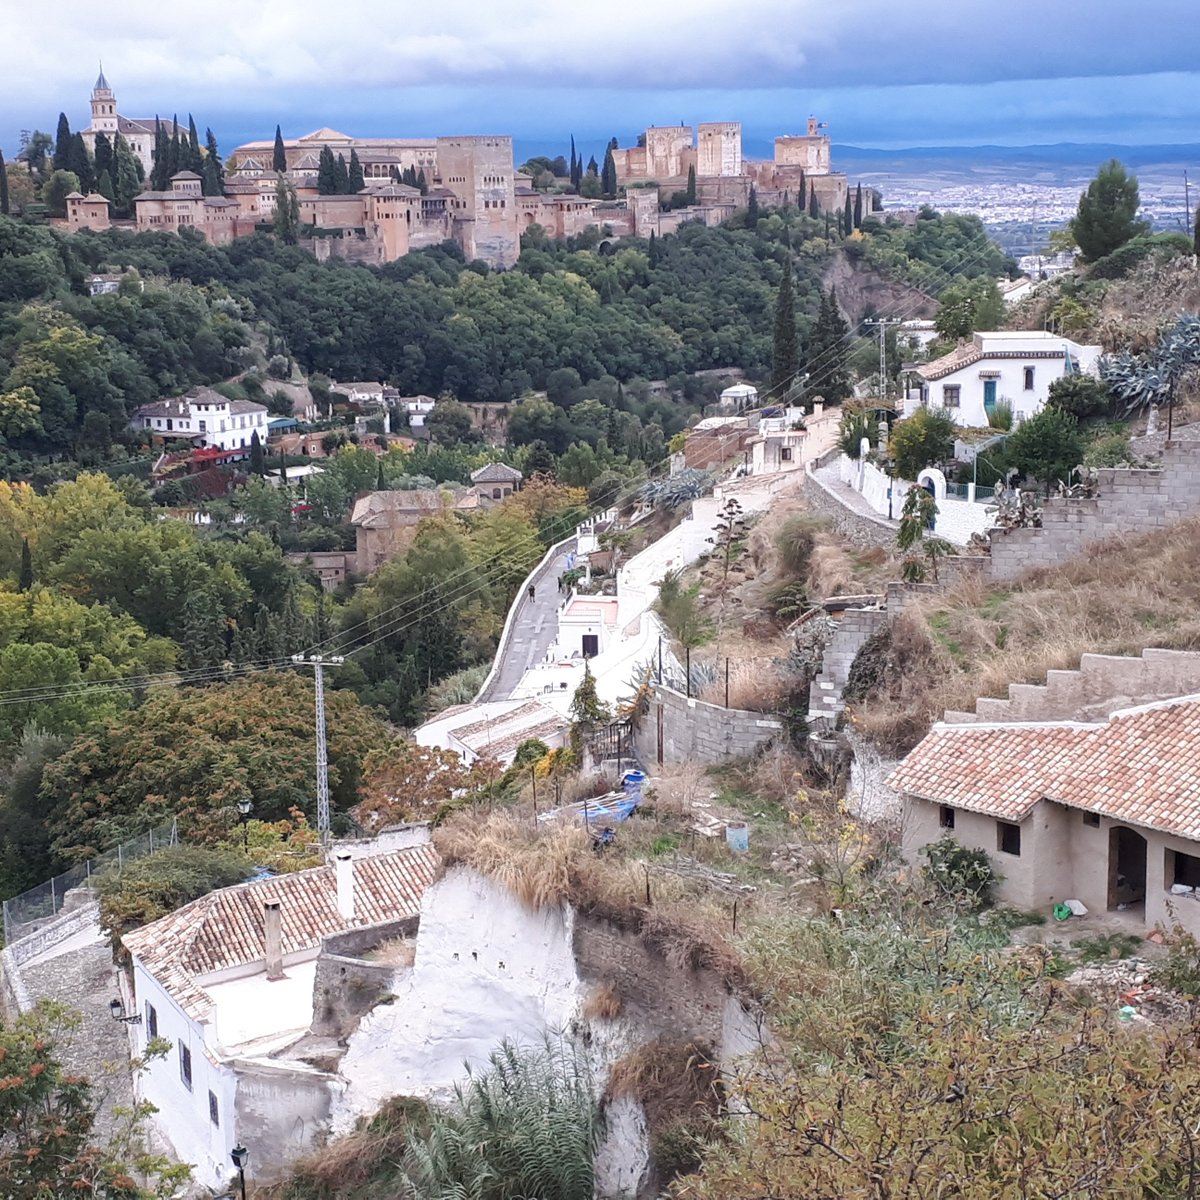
[263,900,283,980]
[335,851,355,922]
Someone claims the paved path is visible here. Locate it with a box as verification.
[813,461,900,526]
[478,543,576,702]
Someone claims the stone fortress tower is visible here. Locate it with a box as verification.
[434,136,519,268]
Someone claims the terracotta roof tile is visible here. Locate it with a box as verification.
[889,695,1200,836]
[122,844,439,1021]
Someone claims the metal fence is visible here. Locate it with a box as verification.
[2,819,179,946]
[945,481,996,502]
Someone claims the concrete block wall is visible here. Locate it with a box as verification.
[941,648,1200,724]
[634,683,784,767]
[808,606,890,729]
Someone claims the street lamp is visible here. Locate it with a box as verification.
[108,998,142,1024]
[230,1145,249,1200]
[236,798,253,852]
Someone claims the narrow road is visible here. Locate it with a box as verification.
[478,543,576,701]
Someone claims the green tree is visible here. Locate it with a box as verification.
[151,118,168,190]
[1047,373,1112,421]
[808,189,819,219]
[334,152,350,194]
[202,128,224,195]
[274,174,301,245]
[770,258,800,399]
[843,192,853,237]
[111,134,141,215]
[425,399,476,447]
[854,182,863,229]
[686,164,697,206]
[601,144,617,197]
[249,429,266,474]
[837,407,880,460]
[185,115,202,173]
[273,124,287,173]
[935,276,1005,340]
[95,168,115,205]
[41,170,80,217]
[0,147,9,215]
[1005,406,1084,493]
[92,131,113,183]
[808,287,852,403]
[317,145,338,195]
[746,184,758,229]
[348,148,365,193]
[53,112,72,173]
[888,406,957,479]
[18,536,32,591]
[1070,159,1147,263]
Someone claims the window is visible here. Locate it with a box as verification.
[492,487,502,499]
[165,419,173,431]
[1082,812,1100,827]
[997,821,1021,857]
[780,446,794,462]
[179,1042,192,1091]
[1170,849,1200,889]
[943,384,961,408]
[208,1090,219,1126]
[198,420,206,432]
[146,1003,158,1039]
[939,805,955,830]
[1024,366,1035,390]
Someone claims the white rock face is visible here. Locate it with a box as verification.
[334,866,586,1130]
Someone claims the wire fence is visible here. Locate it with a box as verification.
[2,819,179,946]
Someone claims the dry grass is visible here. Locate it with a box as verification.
[605,1038,722,1128]
[433,811,751,992]
[366,936,416,968]
[849,519,1200,753]
[582,980,623,1020]
[698,659,789,713]
[644,763,709,819]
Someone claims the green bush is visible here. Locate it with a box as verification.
[920,837,1000,908]
[1086,232,1192,280]
[987,400,1013,432]
[1047,374,1113,422]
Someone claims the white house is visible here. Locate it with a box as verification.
[133,387,269,452]
[747,402,840,476]
[416,698,568,766]
[914,331,1102,428]
[120,845,439,1190]
[718,383,758,412]
[398,394,437,428]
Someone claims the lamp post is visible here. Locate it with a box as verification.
[231,1145,249,1200]
[108,998,142,1025]
[236,797,252,852]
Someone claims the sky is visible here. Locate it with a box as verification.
[3,0,1200,161]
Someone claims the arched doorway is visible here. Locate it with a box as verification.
[1108,826,1147,912]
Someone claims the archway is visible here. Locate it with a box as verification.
[916,467,947,503]
[1108,826,1147,912]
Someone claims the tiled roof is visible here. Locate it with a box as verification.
[451,701,568,757]
[350,489,447,526]
[122,844,439,1021]
[917,342,983,382]
[889,694,1200,837]
[470,462,523,484]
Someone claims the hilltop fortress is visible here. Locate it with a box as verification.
[66,75,848,268]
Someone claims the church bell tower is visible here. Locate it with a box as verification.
[91,66,118,134]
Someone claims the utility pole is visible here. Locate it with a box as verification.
[865,317,901,414]
[1185,171,1192,241]
[292,652,345,845]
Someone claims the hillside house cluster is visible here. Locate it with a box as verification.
[133,387,268,453]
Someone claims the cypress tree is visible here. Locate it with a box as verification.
[334,152,350,194]
[18,538,33,593]
[93,132,113,183]
[96,168,115,204]
[854,182,863,228]
[569,136,581,191]
[601,145,617,197]
[68,133,94,192]
[166,117,181,180]
[187,115,202,173]
[797,170,806,210]
[152,119,168,190]
[648,229,660,267]
[53,113,72,172]
[113,134,141,215]
[274,175,301,245]
[273,124,287,173]
[771,258,800,399]
[809,287,851,403]
[586,154,598,177]
[347,148,364,193]
[686,164,696,206]
[203,128,224,196]
[249,430,266,474]
[0,149,8,215]
[317,145,338,195]
[843,193,852,236]
[808,189,818,219]
[746,184,759,229]
[416,168,427,194]
[375,460,385,490]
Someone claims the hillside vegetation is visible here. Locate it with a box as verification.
[847,516,1200,753]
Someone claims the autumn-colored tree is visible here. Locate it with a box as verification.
[0,1001,190,1198]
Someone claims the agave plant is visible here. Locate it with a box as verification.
[1101,312,1200,432]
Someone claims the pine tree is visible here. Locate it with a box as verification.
[808,189,819,219]
[112,134,142,216]
[203,128,224,196]
[746,184,759,229]
[648,229,661,267]
[334,152,350,194]
[601,145,617,197]
[347,148,364,193]
[68,133,93,192]
[187,116,202,173]
[0,148,9,215]
[686,164,696,206]
[854,182,863,229]
[93,132,113,183]
[96,168,115,204]
[151,119,168,190]
[273,124,287,173]
[274,175,301,245]
[249,430,266,474]
[843,192,853,236]
[18,538,33,593]
[317,145,338,195]
[771,258,800,399]
[53,113,72,172]
[1070,159,1147,262]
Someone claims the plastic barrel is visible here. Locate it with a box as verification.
[623,771,647,800]
[725,821,749,853]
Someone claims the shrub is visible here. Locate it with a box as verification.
[1148,920,1200,1000]
[987,399,1013,431]
[1047,374,1112,422]
[837,408,880,460]
[888,407,957,480]
[920,837,1000,908]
